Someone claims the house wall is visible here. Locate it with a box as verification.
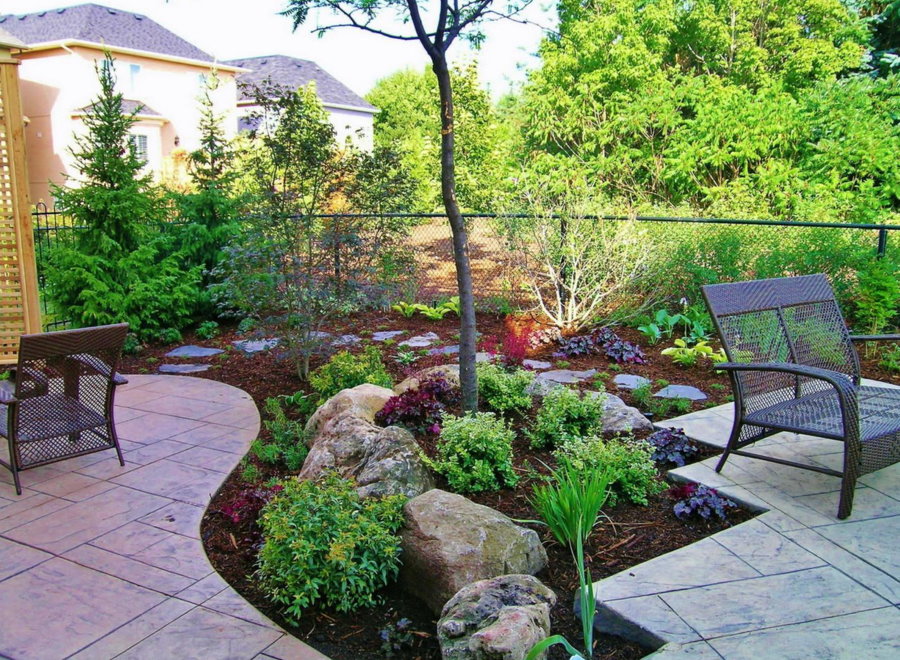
[237,102,375,151]
[17,46,238,205]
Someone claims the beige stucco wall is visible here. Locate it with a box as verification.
[18,45,238,205]
[237,101,375,152]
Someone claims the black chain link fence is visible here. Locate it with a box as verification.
[32,206,899,329]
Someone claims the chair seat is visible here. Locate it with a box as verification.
[0,394,107,442]
[746,385,900,443]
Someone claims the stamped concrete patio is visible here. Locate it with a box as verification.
[0,374,326,660]
[594,379,900,659]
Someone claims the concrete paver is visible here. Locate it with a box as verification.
[596,382,900,658]
[0,375,324,659]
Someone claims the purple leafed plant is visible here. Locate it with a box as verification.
[648,427,699,466]
[603,339,647,364]
[553,327,646,364]
[217,484,283,524]
[671,484,736,521]
[375,375,458,434]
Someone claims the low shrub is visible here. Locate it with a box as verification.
[196,320,220,340]
[880,344,900,372]
[555,434,665,506]
[432,412,519,493]
[647,428,700,467]
[309,346,393,403]
[554,327,646,364]
[476,362,535,415]
[529,387,606,449]
[670,483,737,521]
[256,396,309,471]
[375,375,457,434]
[256,474,406,621]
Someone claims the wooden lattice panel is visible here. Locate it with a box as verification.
[0,56,40,364]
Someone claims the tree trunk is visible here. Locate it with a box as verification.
[432,56,478,412]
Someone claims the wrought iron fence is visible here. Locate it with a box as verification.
[31,205,900,330]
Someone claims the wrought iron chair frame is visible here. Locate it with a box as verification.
[0,323,129,494]
[702,274,900,519]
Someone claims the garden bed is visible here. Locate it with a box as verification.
[121,310,898,659]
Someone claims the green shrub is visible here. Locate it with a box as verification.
[255,396,309,471]
[309,346,393,403]
[555,435,665,506]
[196,320,220,340]
[256,474,406,621]
[853,259,900,334]
[148,327,182,345]
[529,387,606,449]
[432,412,519,493]
[880,344,900,372]
[476,362,535,415]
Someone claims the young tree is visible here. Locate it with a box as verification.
[282,0,534,412]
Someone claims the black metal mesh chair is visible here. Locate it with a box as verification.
[703,274,900,519]
[0,323,129,494]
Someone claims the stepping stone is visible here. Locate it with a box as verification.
[614,374,651,390]
[310,331,333,341]
[654,384,707,401]
[399,332,440,348]
[372,331,405,342]
[537,368,597,385]
[333,334,361,346]
[429,344,460,356]
[165,345,223,358]
[523,359,552,370]
[232,338,279,355]
[159,364,210,374]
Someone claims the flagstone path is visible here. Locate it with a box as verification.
[593,379,900,659]
[0,375,326,660]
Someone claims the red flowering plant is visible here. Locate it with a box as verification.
[481,331,531,369]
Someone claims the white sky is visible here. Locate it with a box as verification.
[0,0,557,98]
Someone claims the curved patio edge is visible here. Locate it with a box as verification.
[592,393,900,660]
[0,374,328,660]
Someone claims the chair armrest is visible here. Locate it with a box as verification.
[850,334,900,342]
[113,373,128,386]
[0,384,16,404]
[717,362,858,401]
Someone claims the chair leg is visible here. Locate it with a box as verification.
[109,421,125,467]
[12,465,22,496]
[715,421,742,474]
[837,473,857,520]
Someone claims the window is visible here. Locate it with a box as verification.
[115,62,141,94]
[129,134,149,164]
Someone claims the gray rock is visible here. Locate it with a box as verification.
[158,364,210,374]
[475,352,497,363]
[400,490,548,614]
[232,338,279,355]
[525,379,567,397]
[614,374,651,391]
[399,332,440,348]
[525,368,598,396]
[372,330,405,342]
[522,359,552,370]
[438,575,557,660]
[655,385,707,401]
[333,334,361,346]
[301,385,433,499]
[429,344,460,355]
[165,345,223,358]
[310,331,333,341]
[394,365,460,395]
[587,391,653,432]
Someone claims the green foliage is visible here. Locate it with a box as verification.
[555,435,666,506]
[391,302,419,318]
[309,346,393,403]
[195,320,220,340]
[240,459,262,484]
[257,397,309,471]
[148,327,183,345]
[256,474,406,621]
[632,383,693,418]
[529,387,606,449]
[476,362,535,415]
[879,343,900,371]
[853,259,900,333]
[661,339,726,367]
[432,412,519,493]
[47,53,200,338]
[122,333,142,355]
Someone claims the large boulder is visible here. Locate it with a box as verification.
[304,383,395,442]
[438,575,557,660]
[400,490,548,613]
[300,384,434,499]
[591,392,654,433]
[394,364,461,395]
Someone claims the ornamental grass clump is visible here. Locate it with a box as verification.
[432,412,519,493]
[256,474,406,621]
[476,362,535,416]
[529,387,606,449]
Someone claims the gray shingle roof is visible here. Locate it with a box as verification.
[75,99,162,117]
[0,3,215,63]
[225,55,375,112]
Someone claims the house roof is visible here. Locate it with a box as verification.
[0,3,215,64]
[224,55,376,112]
[74,99,162,117]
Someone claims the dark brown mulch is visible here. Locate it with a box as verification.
[122,311,897,660]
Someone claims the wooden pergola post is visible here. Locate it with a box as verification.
[0,31,40,364]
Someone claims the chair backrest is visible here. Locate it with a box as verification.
[702,275,859,406]
[14,323,129,413]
